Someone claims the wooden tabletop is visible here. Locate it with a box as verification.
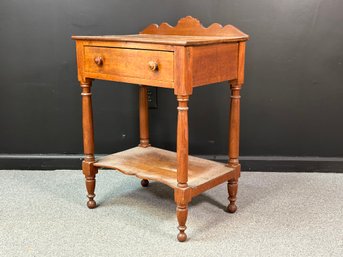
[72,34,248,46]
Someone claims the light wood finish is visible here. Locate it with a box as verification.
[173,46,193,95]
[72,34,247,46]
[227,179,238,213]
[237,42,246,85]
[226,41,246,212]
[228,83,242,167]
[140,16,248,39]
[176,95,189,187]
[190,43,238,87]
[73,16,249,242]
[73,17,249,90]
[84,46,174,82]
[77,40,175,51]
[75,41,245,90]
[80,79,98,209]
[138,85,150,148]
[93,147,235,193]
[80,79,94,161]
[176,204,188,242]
[228,41,246,167]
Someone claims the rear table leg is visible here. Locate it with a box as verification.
[141,179,149,187]
[227,179,238,213]
[85,172,97,209]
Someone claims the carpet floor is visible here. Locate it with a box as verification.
[0,170,342,257]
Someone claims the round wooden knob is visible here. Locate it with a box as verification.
[94,56,103,66]
[148,61,158,71]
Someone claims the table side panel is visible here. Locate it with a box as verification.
[190,43,239,87]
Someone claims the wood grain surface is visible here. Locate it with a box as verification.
[72,34,248,46]
[140,16,248,39]
[94,146,236,196]
[84,46,174,82]
[74,16,249,242]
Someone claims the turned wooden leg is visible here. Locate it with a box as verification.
[139,86,150,188]
[227,81,242,213]
[227,179,238,213]
[85,173,97,209]
[80,79,97,209]
[228,82,242,167]
[138,85,150,147]
[176,204,188,242]
[176,95,189,188]
[175,95,191,242]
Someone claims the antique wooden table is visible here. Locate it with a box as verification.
[72,16,249,242]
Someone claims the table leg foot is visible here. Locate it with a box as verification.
[227,179,238,213]
[141,179,149,187]
[87,198,96,209]
[176,204,188,242]
[85,175,97,209]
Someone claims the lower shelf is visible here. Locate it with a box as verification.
[94,146,237,195]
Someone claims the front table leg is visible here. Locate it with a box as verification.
[80,79,98,209]
[227,82,242,213]
[176,204,188,242]
[175,95,191,242]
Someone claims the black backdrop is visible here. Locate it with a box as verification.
[1,0,342,171]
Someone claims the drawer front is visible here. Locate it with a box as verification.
[84,46,174,82]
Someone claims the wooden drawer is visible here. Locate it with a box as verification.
[84,46,174,82]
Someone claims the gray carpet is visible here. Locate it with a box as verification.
[0,170,342,257]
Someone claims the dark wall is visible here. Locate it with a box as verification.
[1,0,343,158]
